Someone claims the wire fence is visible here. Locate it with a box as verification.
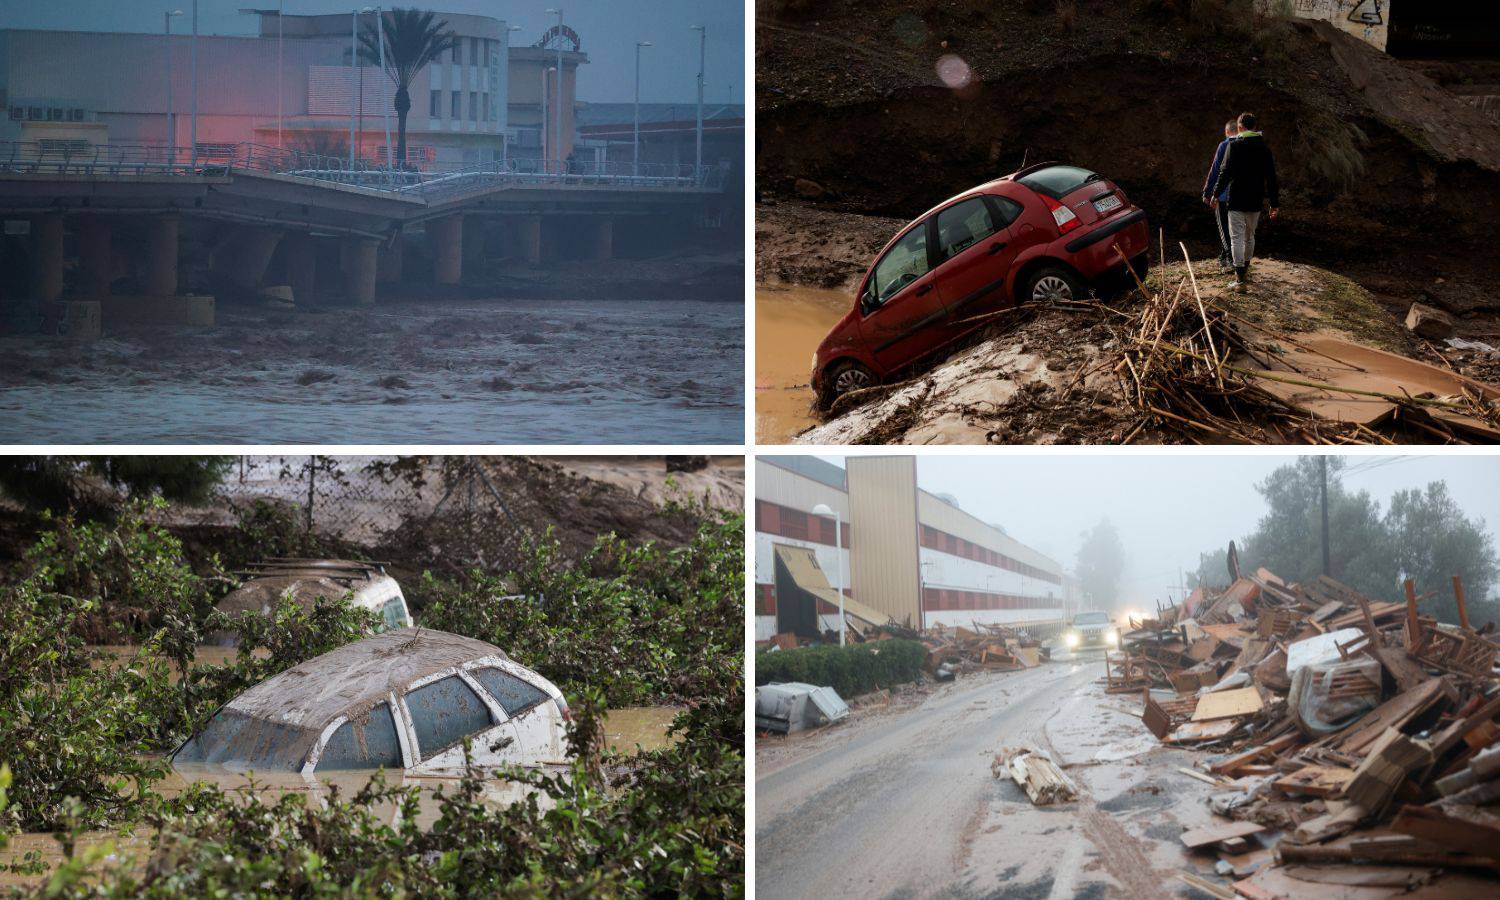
[209,456,539,573]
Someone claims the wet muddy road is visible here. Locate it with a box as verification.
[755,661,1226,899]
[755,284,849,443]
[0,297,743,443]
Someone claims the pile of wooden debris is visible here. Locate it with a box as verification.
[921,622,1048,676]
[1118,561,1500,894]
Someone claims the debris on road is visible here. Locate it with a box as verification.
[993,746,1077,806]
[1116,563,1500,892]
[755,682,851,734]
[921,623,1049,675]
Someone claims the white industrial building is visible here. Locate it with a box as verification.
[755,456,1079,642]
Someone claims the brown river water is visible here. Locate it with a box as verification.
[756,284,851,443]
[1,648,680,885]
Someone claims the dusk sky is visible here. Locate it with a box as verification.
[808,454,1500,607]
[0,0,744,105]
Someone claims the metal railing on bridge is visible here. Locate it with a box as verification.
[0,141,723,196]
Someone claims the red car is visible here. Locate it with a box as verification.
[811,163,1150,406]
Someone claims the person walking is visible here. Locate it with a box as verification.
[1211,112,1279,292]
[1203,119,1239,272]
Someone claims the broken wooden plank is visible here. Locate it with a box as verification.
[1190,686,1264,722]
[1180,820,1265,850]
[994,747,1077,806]
[1207,733,1300,776]
[1273,764,1355,798]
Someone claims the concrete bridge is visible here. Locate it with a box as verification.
[0,141,726,317]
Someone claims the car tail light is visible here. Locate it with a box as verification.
[1041,194,1081,235]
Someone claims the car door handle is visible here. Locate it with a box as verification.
[987,241,1009,255]
[915,283,933,296]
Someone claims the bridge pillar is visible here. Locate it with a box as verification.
[144,215,180,297]
[211,225,283,300]
[345,237,379,306]
[285,234,317,303]
[430,215,463,284]
[78,218,114,297]
[517,215,542,266]
[377,232,404,283]
[591,217,613,260]
[31,213,64,304]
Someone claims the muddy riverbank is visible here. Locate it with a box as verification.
[0,295,743,444]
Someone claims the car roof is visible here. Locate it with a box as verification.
[905,166,1046,228]
[224,628,511,728]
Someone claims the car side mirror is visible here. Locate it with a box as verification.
[858,286,875,314]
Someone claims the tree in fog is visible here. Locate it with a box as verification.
[1076,518,1125,610]
[1193,459,1500,625]
[1242,457,1393,599]
[1384,483,1498,624]
[361,9,458,168]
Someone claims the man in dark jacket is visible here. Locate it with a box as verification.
[1210,112,1279,291]
[1203,119,1239,272]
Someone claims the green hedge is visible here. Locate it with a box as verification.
[755,639,926,699]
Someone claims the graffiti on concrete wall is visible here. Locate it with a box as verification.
[1266,0,1389,51]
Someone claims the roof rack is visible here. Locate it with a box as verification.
[1008,160,1063,180]
[234,558,389,584]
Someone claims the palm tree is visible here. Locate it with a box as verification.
[359,8,457,168]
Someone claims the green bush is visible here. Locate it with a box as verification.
[756,639,927,698]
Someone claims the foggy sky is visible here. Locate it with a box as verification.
[815,454,1500,607]
[0,0,743,105]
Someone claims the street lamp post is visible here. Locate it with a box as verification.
[811,504,845,646]
[349,6,375,170]
[633,41,651,177]
[690,24,705,182]
[190,0,198,168]
[545,8,563,173]
[164,10,183,163]
[502,25,521,165]
[375,7,391,169]
[277,0,283,149]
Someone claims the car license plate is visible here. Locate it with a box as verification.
[1093,194,1122,214]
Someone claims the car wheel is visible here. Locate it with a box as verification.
[1021,266,1085,304]
[820,360,876,407]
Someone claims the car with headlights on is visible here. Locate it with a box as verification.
[1061,610,1118,651]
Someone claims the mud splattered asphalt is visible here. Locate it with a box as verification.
[755,659,1231,899]
[0,297,743,443]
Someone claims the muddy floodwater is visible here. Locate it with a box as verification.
[0,297,742,443]
[755,284,850,443]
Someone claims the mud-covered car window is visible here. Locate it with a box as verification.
[870,224,930,306]
[472,667,550,718]
[381,597,408,629]
[1073,611,1111,625]
[936,198,997,261]
[174,708,311,771]
[1016,165,1096,199]
[316,702,402,771]
[406,675,494,758]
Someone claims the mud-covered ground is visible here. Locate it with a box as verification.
[0,255,744,444]
[755,657,1494,899]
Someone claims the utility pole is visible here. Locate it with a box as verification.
[164,10,183,161]
[634,41,652,177]
[377,8,391,168]
[545,9,564,171]
[277,0,284,149]
[1320,455,1331,578]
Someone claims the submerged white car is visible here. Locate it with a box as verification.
[174,629,570,775]
[209,559,412,644]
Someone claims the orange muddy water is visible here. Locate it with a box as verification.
[755,284,852,443]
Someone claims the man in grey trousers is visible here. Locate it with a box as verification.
[1210,112,1279,291]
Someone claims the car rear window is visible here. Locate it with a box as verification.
[406,675,494,759]
[471,667,550,717]
[1016,165,1098,199]
[175,707,313,771]
[316,702,403,771]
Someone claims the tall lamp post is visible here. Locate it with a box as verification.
[164,9,183,162]
[811,503,845,646]
[690,24,705,182]
[375,7,391,169]
[189,0,198,167]
[501,24,521,165]
[349,6,375,170]
[633,41,651,177]
[544,8,563,172]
